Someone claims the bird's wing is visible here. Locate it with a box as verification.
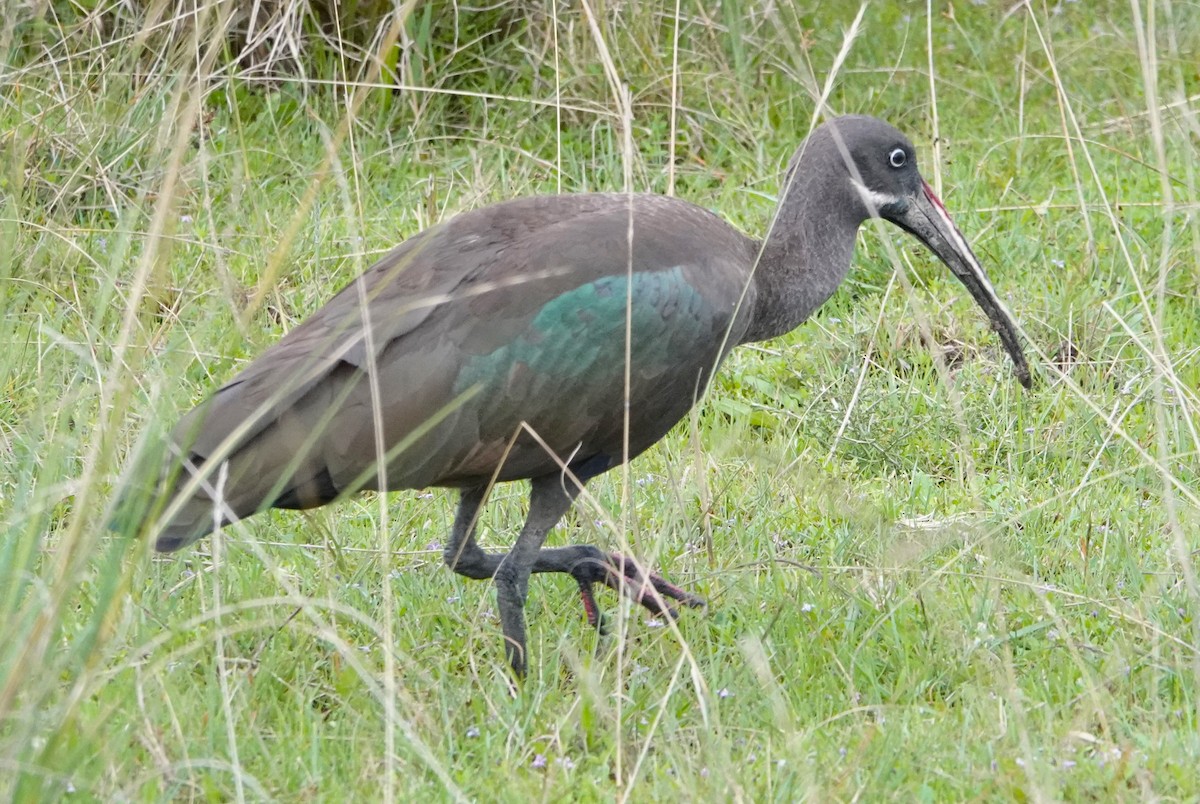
[170,220,473,456]
[170,194,757,482]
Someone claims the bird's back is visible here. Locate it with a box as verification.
[137,192,759,550]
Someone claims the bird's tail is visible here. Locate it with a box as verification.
[110,396,345,552]
[108,435,240,552]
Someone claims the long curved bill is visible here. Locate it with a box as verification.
[892,181,1032,388]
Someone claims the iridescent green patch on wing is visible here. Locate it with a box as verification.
[454,267,715,405]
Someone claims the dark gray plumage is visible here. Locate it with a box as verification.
[118,116,1031,676]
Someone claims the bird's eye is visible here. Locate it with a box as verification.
[888,148,907,169]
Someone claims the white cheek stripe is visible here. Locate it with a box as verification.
[850,177,900,214]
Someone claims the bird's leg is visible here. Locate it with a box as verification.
[494,473,579,677]
[439,481,703,665]
[442,485,503,580]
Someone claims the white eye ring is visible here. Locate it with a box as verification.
[888,148,907,168]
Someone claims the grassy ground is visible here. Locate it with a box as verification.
[3,0,1200,799]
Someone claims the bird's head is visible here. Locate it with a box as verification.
[800,115,1033,389]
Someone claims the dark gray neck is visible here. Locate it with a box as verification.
[739,139,869,344]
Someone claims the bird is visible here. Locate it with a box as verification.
[116,115,1032,677]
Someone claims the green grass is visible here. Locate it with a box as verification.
[4,0,1200,799]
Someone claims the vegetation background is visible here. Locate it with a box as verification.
[3,0,1199,799]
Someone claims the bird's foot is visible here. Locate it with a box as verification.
[575,552,705,634]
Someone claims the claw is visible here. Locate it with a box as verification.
[571,552,703,633]
[577,580,606,633]
[604,552,706,617]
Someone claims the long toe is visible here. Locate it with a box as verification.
[576,580,610,633]
[607,552,706,617]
